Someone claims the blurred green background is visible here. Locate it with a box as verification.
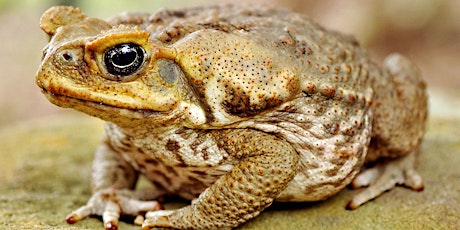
[0,0,459,127]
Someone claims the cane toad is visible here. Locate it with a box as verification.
[36,5,427,230]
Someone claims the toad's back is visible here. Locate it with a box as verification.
[112,5,375,104]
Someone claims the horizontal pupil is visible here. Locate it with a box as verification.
[112,45,137,67]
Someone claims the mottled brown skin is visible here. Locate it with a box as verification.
[36,5,427,230]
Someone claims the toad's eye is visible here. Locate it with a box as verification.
[103,43,146,77]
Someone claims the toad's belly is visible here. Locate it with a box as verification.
[125,148,234,200]
[275,117,371,202]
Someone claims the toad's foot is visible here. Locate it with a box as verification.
[141,210,231,230]
[66,188,163,230]
[347,149,424,210]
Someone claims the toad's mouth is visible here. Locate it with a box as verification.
[36,72,180,116]
[35,68,180,113]
[40,87,165,119]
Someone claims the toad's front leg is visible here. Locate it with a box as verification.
[66,135,164,230]
[143,129,299,229]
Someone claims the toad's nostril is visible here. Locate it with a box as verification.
[57,49,81,66]
[62,52,73,61]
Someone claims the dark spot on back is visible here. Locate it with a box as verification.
[166,139,181,152]
[201,149,209,161]
[222,90,283,117]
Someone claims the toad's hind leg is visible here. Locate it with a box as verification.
[348,54,428,209]
[142,129,299,229]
